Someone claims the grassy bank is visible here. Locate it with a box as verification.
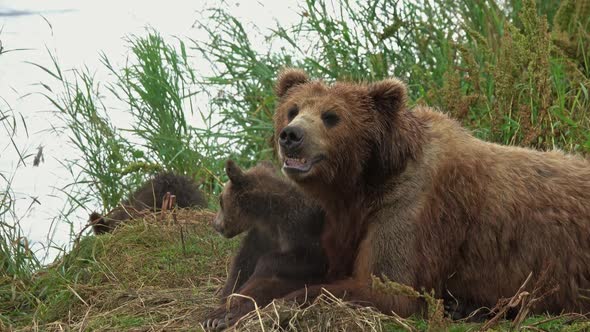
[1,0,590,330]
[2,212,590,331]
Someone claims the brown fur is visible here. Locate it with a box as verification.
[267,68,590,319]
[89,172,207,234]
[202,161,327,330]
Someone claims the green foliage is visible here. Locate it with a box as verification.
[105,31,203,176]
[38,61,139,210]
[0,195,41,327]
[552,0,590,75]
[37,31,214,212]
[195,0,590,155]
[192,9,285,168]
[0,91,40,328]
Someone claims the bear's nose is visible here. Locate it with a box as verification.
[279,126,304,150]
[211,214,224,232]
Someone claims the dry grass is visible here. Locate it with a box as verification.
[232,292,397,332]
[21,287,212,331]
[7,210,590,331]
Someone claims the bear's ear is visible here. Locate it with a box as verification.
[89,212,108,235]
[276,68,309,98]
[367,78,407,115]
[225,160,247,186]
[88,212,104,225]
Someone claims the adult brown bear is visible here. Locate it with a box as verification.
[269,68,590,318]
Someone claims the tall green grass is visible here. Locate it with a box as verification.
[35,57,138,211]
[0,100,41,328]
[104,32,203,177]
[36,0,590,217]
[195,0,590,154]
[35,31,217,212]
[0,175,40,328]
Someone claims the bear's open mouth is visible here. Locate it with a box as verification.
[283,155,324,173]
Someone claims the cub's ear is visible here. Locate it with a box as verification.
[276,68,309,98]
[367,78,407,114]
[89,212,104,225]
[89,212,107,235]
[225,160,246,185]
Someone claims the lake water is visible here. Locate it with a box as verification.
[0,0,299,263]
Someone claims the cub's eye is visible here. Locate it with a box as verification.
[321,111,340,128]
[287,106,299,122]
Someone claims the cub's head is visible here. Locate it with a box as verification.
[273,68,412,188]
[211,160,279,238]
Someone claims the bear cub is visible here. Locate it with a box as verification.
[89,172,207,234]
[211,160,327,300]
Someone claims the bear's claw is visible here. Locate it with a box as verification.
[202,310,236,331]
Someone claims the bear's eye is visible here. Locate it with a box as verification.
[287,106,299,122]
[219,196,224,209]
[321,111,340,128]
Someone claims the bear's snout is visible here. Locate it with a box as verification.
[211,212,227,235]
[279,126,304,151]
